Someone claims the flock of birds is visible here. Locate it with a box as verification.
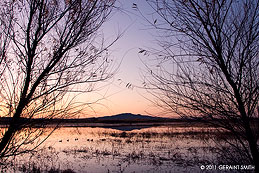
[58,138,94,143]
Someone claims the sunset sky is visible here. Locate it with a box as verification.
[80,0,167,118]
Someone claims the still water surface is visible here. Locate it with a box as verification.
[3,124,226,172]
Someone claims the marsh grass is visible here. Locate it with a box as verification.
[0,126,245,172]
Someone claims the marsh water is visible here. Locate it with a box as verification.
[1,123,240,172]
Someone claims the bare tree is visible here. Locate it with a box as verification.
[139,0,259,170]
[0,0,118,160]
[0,2,12,78]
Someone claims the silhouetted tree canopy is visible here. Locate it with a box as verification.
[140,0,258,170]
[0,0,117,159]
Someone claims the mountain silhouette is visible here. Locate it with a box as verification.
[97,113,167,121]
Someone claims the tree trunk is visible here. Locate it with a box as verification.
[0,105,24,157]
[244,122,259,173]
[0,125,16,157]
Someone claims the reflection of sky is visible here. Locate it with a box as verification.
[79,1,168,117]
[20,126,215,173]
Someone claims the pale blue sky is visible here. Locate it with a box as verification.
[79,0,165,117]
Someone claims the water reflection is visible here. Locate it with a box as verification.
[1,124,230,172]
[102,125,152,131]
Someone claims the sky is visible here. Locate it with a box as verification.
[80,0,166,118]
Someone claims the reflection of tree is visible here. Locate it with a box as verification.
[0,0,117,160]
[139,0,259,170]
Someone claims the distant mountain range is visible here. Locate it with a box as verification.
[0,113,173,125]
[97,113,169,121]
